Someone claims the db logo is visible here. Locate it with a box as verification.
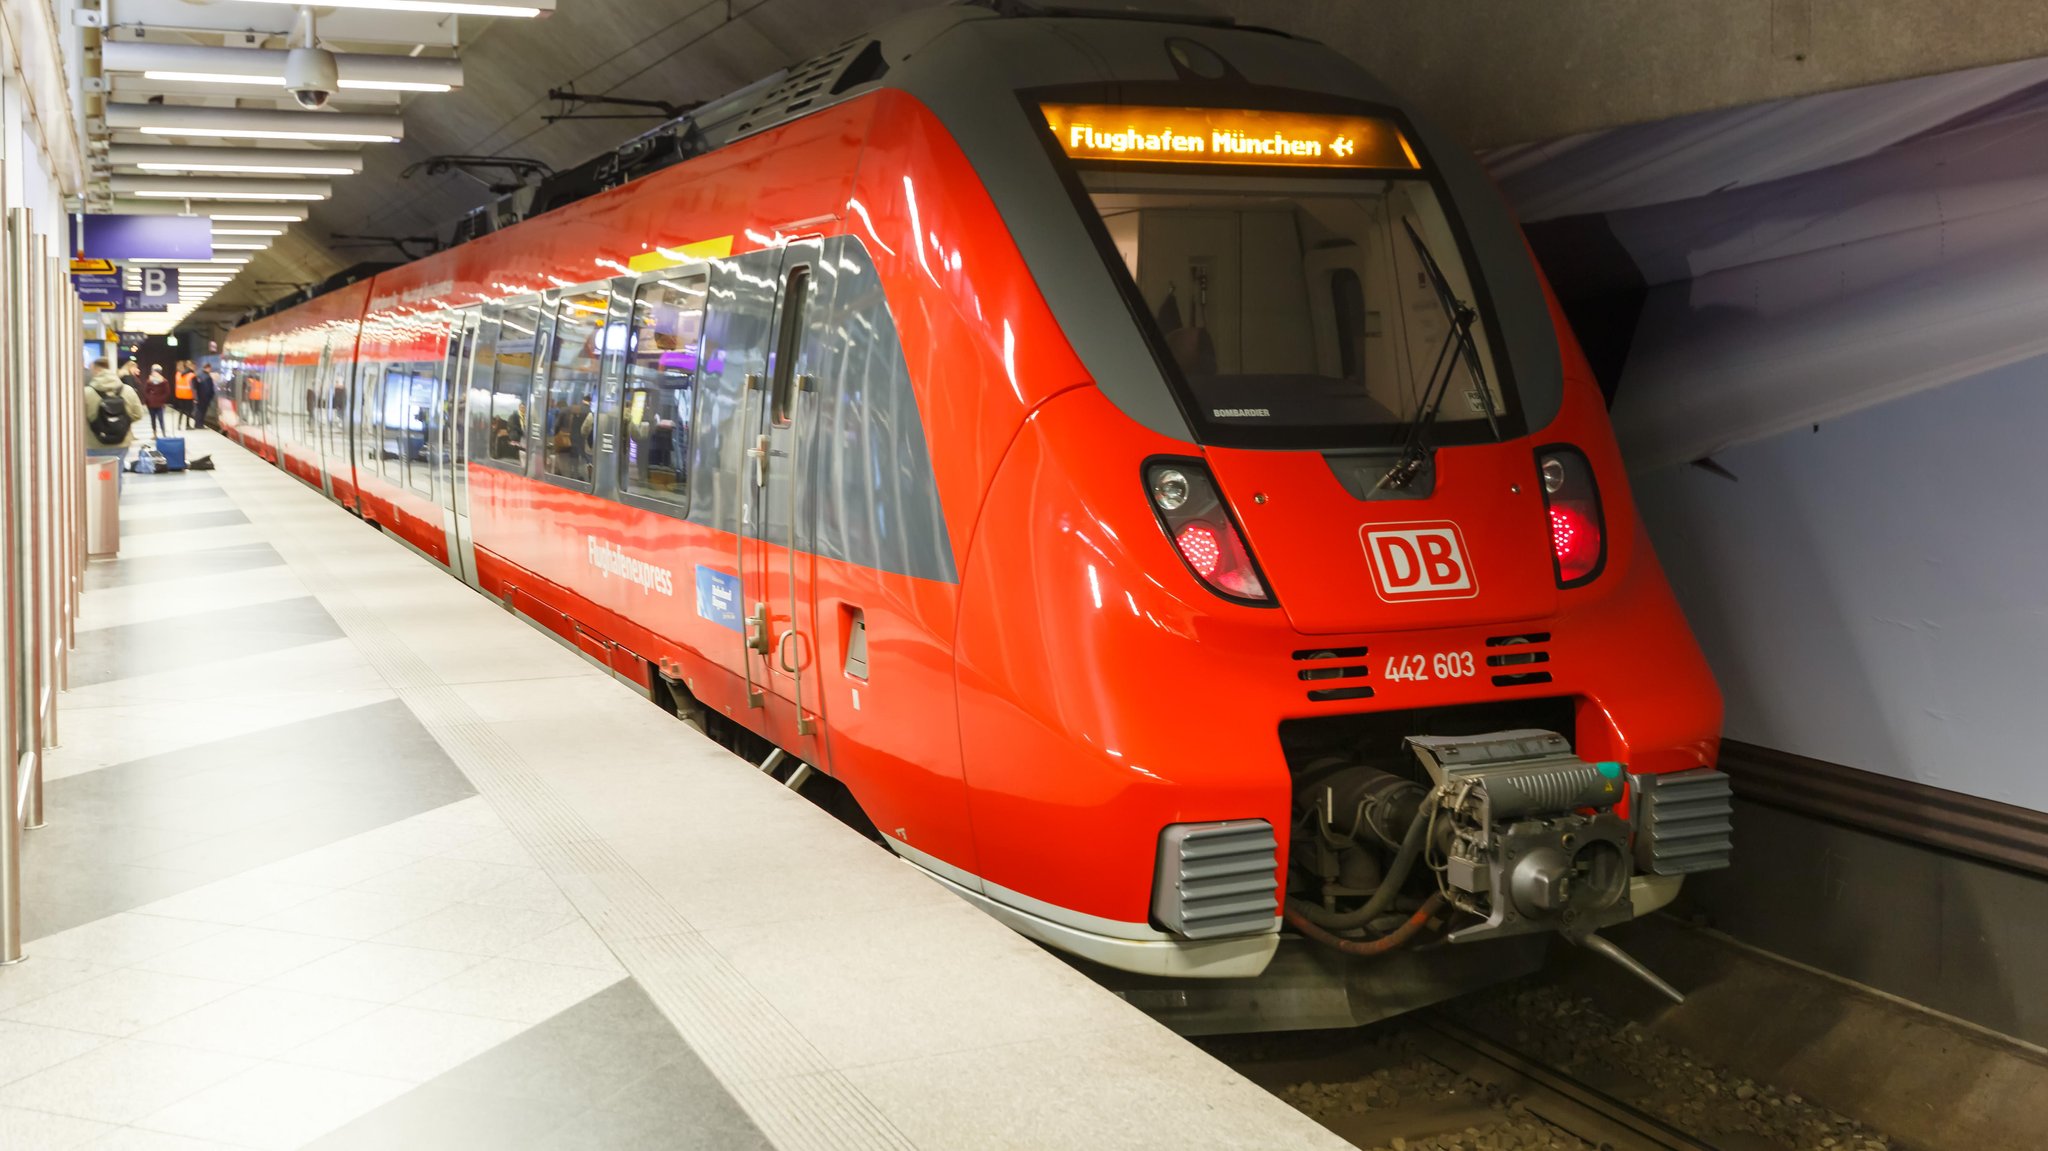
[1362,521,1478,602]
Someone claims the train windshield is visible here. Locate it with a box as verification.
[1077,171,1510,448]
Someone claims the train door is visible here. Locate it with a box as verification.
[436,310,482,588]
[732,239,829,758]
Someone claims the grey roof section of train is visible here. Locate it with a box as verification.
[715,4,1566,444]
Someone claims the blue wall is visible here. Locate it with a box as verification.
[1632,353,2048,809]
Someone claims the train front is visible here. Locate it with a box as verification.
[911,11,1730,1026]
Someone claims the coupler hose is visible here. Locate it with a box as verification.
[1288,804,1433,930]
[1286,892,1446,957]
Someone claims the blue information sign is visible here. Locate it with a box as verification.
[72,272,122,305]
[694,565,744,633]
[72,214,212,261]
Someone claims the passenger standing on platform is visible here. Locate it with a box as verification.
[84,360,145,487]
[142,364,172,439]
[174,361,197,428]
[192,363,217,430]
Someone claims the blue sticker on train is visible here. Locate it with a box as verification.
[695,566,743,632]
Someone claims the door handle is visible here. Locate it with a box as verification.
[746,602,772,655]
[776,628,804,674]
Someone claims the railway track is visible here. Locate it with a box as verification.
[1210,986,1896,1151]
[1406,1016,1720,1151]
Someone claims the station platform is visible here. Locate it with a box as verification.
[0,429,1347,1151]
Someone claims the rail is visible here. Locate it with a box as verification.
[1411,1016,1721,1151]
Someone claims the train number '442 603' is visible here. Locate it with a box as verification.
[1383,651,1476,682]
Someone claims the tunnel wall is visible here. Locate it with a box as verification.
[1633,354,2048,810]
[1630,356,2048,1043]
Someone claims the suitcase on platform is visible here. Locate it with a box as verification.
[156,437,187,471]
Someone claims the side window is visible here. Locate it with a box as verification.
[406,359,440,495]
[360,361,384,468]
[379,363,413,481]
[619,273,706,506]
[328,359,352,460]
[769,266,812,427]
[486,301,543,469]
[542,289,607,484]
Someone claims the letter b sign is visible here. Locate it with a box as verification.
[1363,521,1478,601]
[139,267,174,302]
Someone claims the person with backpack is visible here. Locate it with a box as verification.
[142,364,172,439]
[85,360,146,489]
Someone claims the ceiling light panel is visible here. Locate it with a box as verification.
[102,42,464,91]
[111,200,310,221]
[106,104,404,144]
[110,145,364,176]
[227,0,551,17]
[112,174,332,201]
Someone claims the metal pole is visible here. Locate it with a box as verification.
[18,231,46,832]
[1,205,30,965]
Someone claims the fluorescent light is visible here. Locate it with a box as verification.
[213,228,284,236]
[115,175,333,201]
[210,213,305,222]
[142,71,284,87]
[132,189,326,200]
[106,43,465,91]
[139,162,356,176]
[113,145,365,176]
[337,79,453,92]
[109,103,405,144]
[228,0,548,16]
[211,242,270,250]
[139,126,399,143]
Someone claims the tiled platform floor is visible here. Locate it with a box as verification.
[0,432,1347,1151]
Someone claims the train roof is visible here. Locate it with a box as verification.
[233,0,1565,440]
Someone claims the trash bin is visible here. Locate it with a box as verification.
[86,456,120,558]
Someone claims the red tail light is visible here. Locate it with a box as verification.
[1537,447,1605,587]
[1175,522,1224,577]
[1144,459,1272,604]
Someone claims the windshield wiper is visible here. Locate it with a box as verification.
[1376,219,1502,492]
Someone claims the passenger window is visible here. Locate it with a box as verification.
[770,266,811,427]
[542,289,608,484]
[327,363,351,459]
[380,364,415,481]
[487,302,544,468]
[620,274,706,505]
[360,361,382,467]
[405,360,439,496]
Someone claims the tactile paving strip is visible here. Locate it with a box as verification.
[212,454,916,1151]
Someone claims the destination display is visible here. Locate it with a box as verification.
[1040,104,1419,171]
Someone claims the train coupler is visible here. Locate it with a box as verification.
[1406,730,1636,945]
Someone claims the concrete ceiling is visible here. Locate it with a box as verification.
[179,0,2048,329]
[193,0,938,325]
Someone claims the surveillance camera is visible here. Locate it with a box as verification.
[284,47,339,110]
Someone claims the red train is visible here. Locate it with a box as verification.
[221,5,1731,1028]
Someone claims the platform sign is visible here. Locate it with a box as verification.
[72,214,212,261]
[117,264,177,309]
[70,258,115,274]
[72,271,123,306]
